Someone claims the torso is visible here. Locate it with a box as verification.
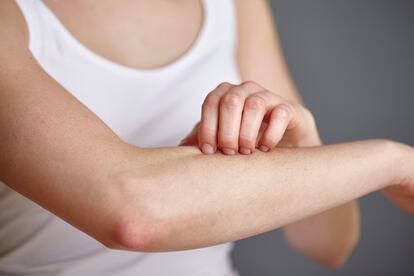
[42,0,203,69]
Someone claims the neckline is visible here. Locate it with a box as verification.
[38,0,211,77]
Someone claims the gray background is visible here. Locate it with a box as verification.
[231,1,414,275]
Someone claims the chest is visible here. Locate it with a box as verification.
[32,0,240,147]
[42,0,203,69]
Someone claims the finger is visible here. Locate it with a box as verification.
[218,82,262,155]
[238,91,275,154]
[256,122,268,147]
[179,122,199,146]
[258,104,292,151]
[199,82,234,154]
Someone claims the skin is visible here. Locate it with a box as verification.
[0,0,413,270]
[234,0,360,268]
[182,0,359,267]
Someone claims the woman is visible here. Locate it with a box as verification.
[0,0,413,275]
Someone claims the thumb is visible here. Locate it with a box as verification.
[179,122,200,146]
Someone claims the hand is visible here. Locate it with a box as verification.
[383,143,414,215]
[384,182,414,215]
[180,81,321,154]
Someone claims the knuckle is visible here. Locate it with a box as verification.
[302,107,317,127]
[240,80,260,90]
[221,92,243,108]
[275,103,292,118]
[245,95,267,110]
[279,102,293,111]
[202,92,221,109]
[302,106,315,120]
[229,86,245,95]
[217,82,233,90]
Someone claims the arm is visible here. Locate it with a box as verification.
[1,0,412,253]
[235,0,359,268]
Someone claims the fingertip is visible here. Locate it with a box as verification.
[201,143,215,154]
[239,147,252,155]
[222,148,236,155]
[238,137,256,155]
[259,145,270,152]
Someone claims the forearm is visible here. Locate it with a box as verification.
[112,139,399,251]
[1,113,400,253]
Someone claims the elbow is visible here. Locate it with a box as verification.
[99,174,170,252]
[106,216,167,252]
[287,230,359,270]
[292,246,354,271]
[77,209,165,252]
[104,202,169,252]
[324,225,360,269]
[315,236,358,270]
[318,252,351,270]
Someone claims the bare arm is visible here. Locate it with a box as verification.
[1,1,411,253]
[235,0,359,268]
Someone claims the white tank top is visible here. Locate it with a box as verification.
[0,0,241,275]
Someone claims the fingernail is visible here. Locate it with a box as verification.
[222,148,236,155]
[239,148,252,155]
[202,144,214,154]
[259,145,270,152]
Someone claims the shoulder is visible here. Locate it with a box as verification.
[0,0,29,56]
[233,0,275,52]
[0,0,34,78]
[233,0,276,59]
[234,0,271,20]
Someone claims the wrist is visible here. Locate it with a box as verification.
[374,139,410,189]
[384,140,413,188]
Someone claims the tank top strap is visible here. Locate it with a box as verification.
[204,0,238,52]
[15,0,43,53]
